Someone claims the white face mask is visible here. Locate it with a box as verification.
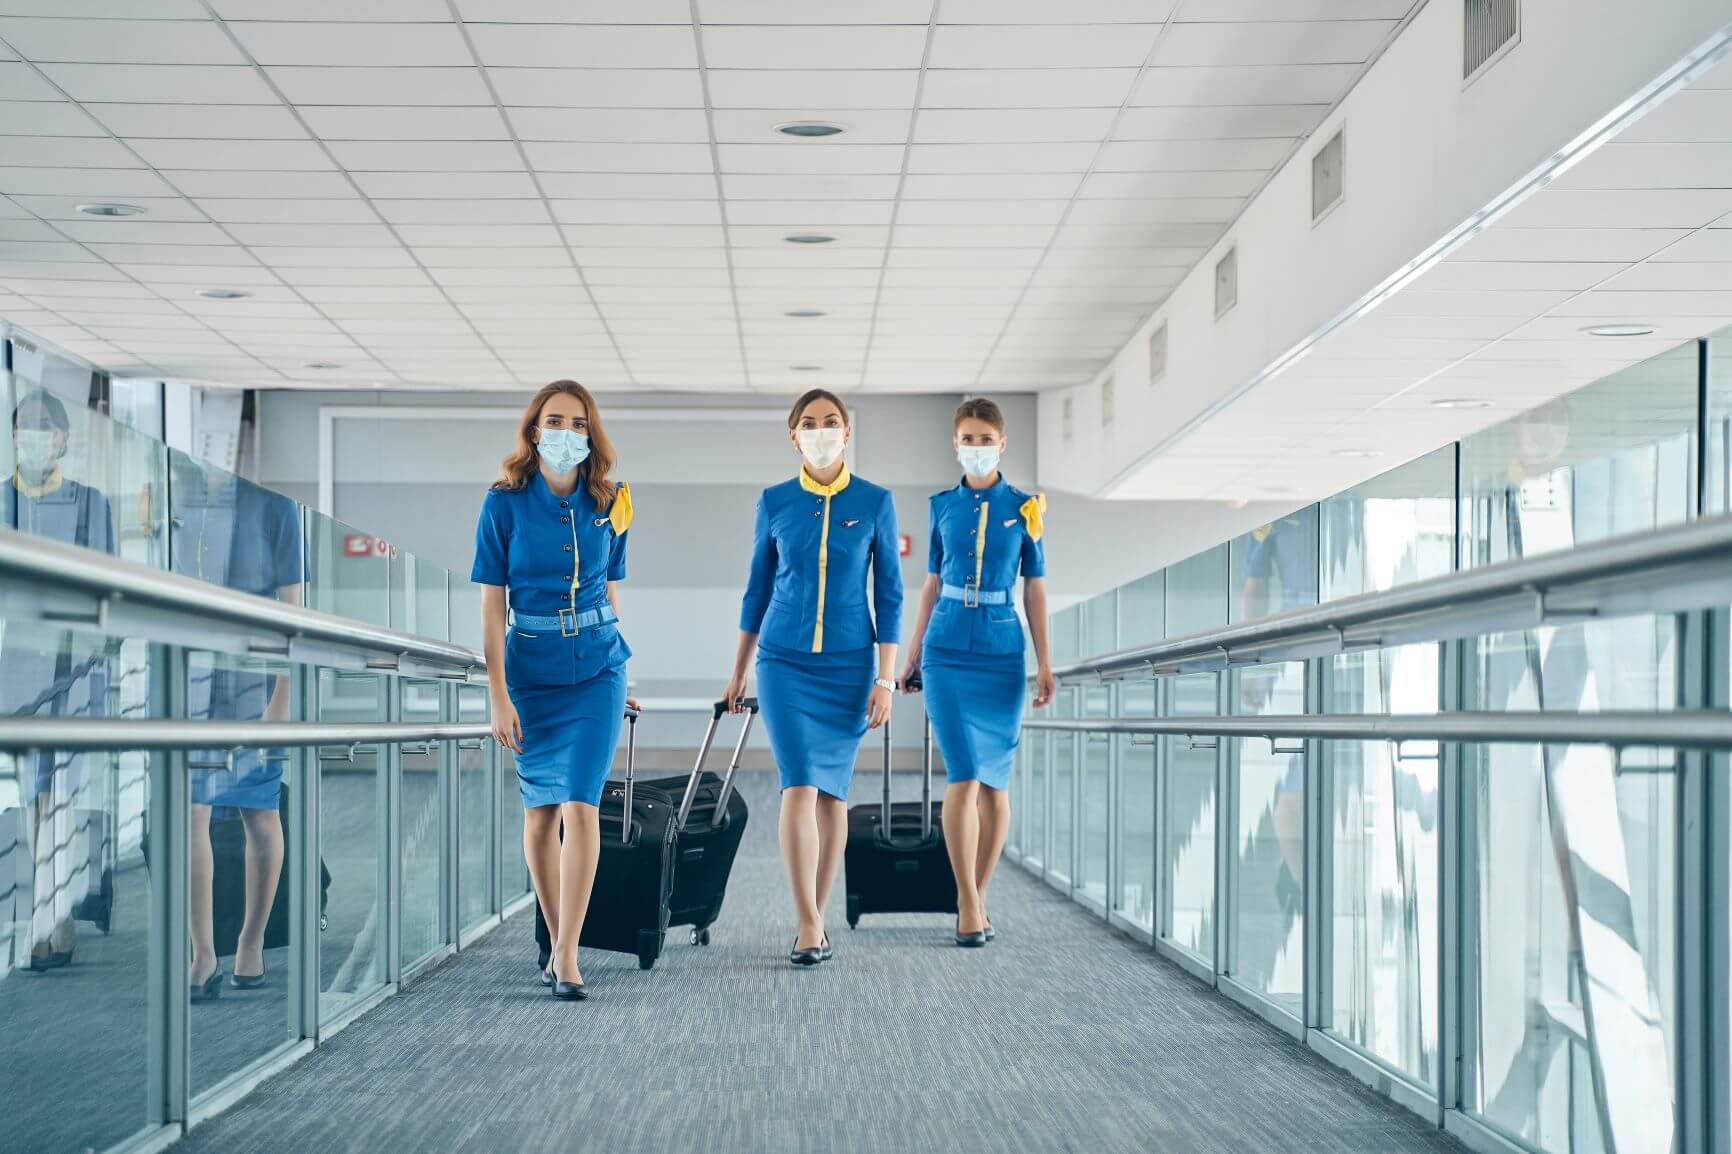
[14,428,59,473]
[957,444,1001,478]
[797,427,847,471]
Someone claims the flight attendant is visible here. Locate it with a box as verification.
[473,380,635,1001]
[722,389,902,967]
[900,398,1055,947]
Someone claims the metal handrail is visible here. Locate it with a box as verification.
[1023,712,1732,750]
[0,525,486,680]
[0,718,491,752]
[1049,513,1732,682]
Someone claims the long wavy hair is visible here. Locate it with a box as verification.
[493,380,618,507]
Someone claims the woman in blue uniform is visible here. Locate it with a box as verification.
[721,389,902,967]
[473,380,635,1001]
[901,398,1055,947]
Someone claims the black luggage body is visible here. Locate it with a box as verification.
[844,703,956,928]
[534,700,755,968]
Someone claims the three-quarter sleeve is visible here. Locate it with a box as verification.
[738,491,777,634]
[470,490,509,585]
[927,496,944,575]
[872,489,904,643]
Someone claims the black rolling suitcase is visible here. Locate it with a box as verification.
[533,700,754,969]
[843,691,956,928]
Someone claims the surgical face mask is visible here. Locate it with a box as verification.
[536,427,589,474]
[797,427,847,471]
[14,428,60,473]
[957,444,1001,478]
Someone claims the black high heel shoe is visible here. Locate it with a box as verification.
[549,967,587,1001]
[539,966,554,988]
[230,968,268,990]
[818,935,833,963]
[191,966,223,1002]
[789,938,823,967]
[954,918,987,948]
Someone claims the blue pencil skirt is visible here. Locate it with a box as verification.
[509,664,627,809]
[922,645,1027,791]
[757,642,873,801]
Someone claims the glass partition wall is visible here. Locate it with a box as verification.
[1018,329,1731,1154]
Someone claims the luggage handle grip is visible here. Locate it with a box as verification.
[678,701,757,831]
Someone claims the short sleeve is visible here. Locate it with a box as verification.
[1019,491,1046,579]
[607,502,629,582]
[471,490,509,585]
[264,492,305,589]
[926,496,944,575]
[1242,529,1275,580]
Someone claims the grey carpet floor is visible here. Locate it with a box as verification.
[171,770,1465,1154]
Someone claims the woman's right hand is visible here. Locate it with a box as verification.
[898,655,921,692]
[491,695,523,754]
[721,671,749,714]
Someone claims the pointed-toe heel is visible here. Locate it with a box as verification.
[230,969,268,990]
[789,939,823,967]
[818,936,833,963]
[549,968,587,1000]
[954,919,988,948]
[191,968,223,1002]
[539,966,555,988]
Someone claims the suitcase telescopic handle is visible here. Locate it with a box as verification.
[620,706,639,845]
[881,685,935,844]
[677,698,759,830]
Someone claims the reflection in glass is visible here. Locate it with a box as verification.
[317,670,387,1018]
[1113,680,1156,932]
[1023,730,1046,873]
[1326,644,1439,1086]
[307,513,392,629]
[1230,508,1318,624]
[1228,663,1304,1014]
[1048,688,1075,886]
[1163,673,1217,963]
[401,680,443,966]
[458,686,492,930]
[1078,685,1111,907]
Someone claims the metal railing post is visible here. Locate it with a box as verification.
[384,677,402,988]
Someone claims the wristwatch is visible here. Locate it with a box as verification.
[873,677,895,692]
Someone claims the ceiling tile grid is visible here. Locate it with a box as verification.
[0,2,1410,391]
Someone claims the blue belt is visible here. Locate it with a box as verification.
[940,584,1011,607]
[509,605,617,637]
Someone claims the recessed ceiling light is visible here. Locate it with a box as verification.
[790,364,824,372]
[302,361,342,370]
[1332,449,1384,459]
[1431,397,1492,410]
[785,309,828,318]
[196,288,251,300]
[784,234,835,245]
[1582,324,1655,337]
[76,203,145,217]
[776,121,845,138]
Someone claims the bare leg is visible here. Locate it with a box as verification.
[552,802,600,983]
[944,781,985,933]
[975,785,1011,926]
[812,794,848,929]
[523,805,562,961]
[234,807,284,978]
[779,786,823,950]
[189,804,216,984]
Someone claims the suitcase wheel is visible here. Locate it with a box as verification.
[637,929,662,971]
[690,926,711,947]
[845,893,861,929]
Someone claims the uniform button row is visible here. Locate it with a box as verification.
[564,544,572,552]
[560,516,569,525]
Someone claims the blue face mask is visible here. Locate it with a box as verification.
[957,444,1001,478]
[537,427,590,474]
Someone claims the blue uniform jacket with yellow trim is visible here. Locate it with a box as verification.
[922,475,1045,656]
[739,464,904,654]
[471,472,633,688]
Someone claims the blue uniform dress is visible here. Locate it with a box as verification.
[171,475,306,812]
[1240,517,1314,795]
[918,476,1046,790]
[472,473,633,809]
[741,464,903,800]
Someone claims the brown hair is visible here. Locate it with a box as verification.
[954,396,1005,434]
[493,379,618,508]
[787,387,850,430]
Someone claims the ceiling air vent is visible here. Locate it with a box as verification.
[1311,127,1344,222]
[1101,372,1115,427]
[1464,0,1519,82]
[1148,322,1168,385]
[1214,247,1237,319]
[1062,395,1074,442]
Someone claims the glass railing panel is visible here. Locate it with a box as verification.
[1050,603,1081,665]
[186,647,301,1096]
[168,448,308,604]
[315,670,387,1019]
[450,580,483,653]
[1460,619,1678,1152]
[1226,661,1305,1016]
[458,684,493,930]
[1117,570,1164,649]
[1321,446,1455,599]
[1078,684,1111,908]
[1229,508,1318,624]
[1323,643,1440,1087]
[499,743,530,906]
[1707,324,1732,512]
[1162,671,1218,963]
[1047,686,1076,886]
[1083,588,1117,656]
[306,511,391,631]
[1006,738,1024,858]
[1023,725,1046,873]
[0,620,157,1154]
[1166,542,1229,636]
[400,679,444,968]
[388,551,451,643]
[1112,679,1156,932]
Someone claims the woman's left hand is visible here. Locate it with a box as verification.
[1032,666,1057,710]
[866,684,893,729]
[625,696,642,712]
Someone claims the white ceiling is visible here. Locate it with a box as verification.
[0,0,1413,392]
[1119,47,1732,501]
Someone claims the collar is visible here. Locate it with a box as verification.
[13,467,65,498]
[799,462,852,497]
[956,473,1007,497]
[532,469,586,508]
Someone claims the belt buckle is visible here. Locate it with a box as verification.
[558,607,580,637]
[963,583,980,609]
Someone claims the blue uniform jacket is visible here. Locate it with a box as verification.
[740,464,903,654]
[471,472,633,688]
[921,475,1045,656]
